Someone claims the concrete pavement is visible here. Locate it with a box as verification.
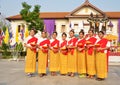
[0,60,120,85]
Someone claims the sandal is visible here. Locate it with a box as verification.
[39,74,43,77]
[70,73,74,77]
[68,72,72,76]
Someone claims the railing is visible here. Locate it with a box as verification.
[109,46,120,56]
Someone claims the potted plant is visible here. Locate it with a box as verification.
[12,42,23,60]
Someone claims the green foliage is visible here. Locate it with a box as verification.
[0,41,10,57]
[14,42,24,52]
[2,26,7,33]
[20,2,44,31]
[1,41,9,51]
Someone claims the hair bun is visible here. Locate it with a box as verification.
[80,29,84,32]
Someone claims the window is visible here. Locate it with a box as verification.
[54,25,56,32]
[74,24,78,27]
[18,25,21,32]
[61,25,66,33]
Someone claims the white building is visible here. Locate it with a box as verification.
[6,0,120,40]
[6,0,120,62]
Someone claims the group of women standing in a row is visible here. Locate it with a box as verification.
[24,28,110,81]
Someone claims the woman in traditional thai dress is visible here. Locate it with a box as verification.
[59,32,68,75]
[67,29,78,77]
[95,31,110,81]
[24,28,38,77]
[85,30,97,78]
[77,30,86,78]
[49,32,60,76]
[37,31,50,77]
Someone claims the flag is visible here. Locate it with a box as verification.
[4,28,9,44]
[25,28,29,38]
[8,27,13,39]
[1,31,4,36]
[0,30,4,45]
[20,28,24,40]
[15,27,19,43]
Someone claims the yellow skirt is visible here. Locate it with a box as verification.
[60,52,68,74]
[77,51,86,74]
[86,51,96,75]
[38,50,48,74]
[67,49,77,73]
[25,48,36,73]
[96,52,107,78]
[49,50,60,72]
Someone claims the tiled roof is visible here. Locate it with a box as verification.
[105,12,120,19]
[6,0,120,20]
[40,12,69,19]
[6,12,120,20]
[6,12,69,20]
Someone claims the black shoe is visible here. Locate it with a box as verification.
[43,74,47,76]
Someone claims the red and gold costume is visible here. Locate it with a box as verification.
[95,38,109,78]
[77,38,86,74]
[37,38,50,74]
[24,36,38,73]
[67,37,78,73]
[86,36,97,76]
[49,39,60,72]
[60,39,68,74]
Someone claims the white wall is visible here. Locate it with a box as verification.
[10,18,119,39]
[107,19,119,36]
[74,7,102,15]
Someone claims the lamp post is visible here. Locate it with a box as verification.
[108,21,113,32]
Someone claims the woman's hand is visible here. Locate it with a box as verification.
[78,47,84,51]
[96,47,103,51]
[24,43,32,48]
[86,44,94,49]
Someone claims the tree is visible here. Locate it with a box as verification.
[20,2,44,31]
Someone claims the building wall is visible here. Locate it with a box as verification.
[108,19,119,36]
[11,20,27,36]
[9,18,119,39]
[68,18,89,33]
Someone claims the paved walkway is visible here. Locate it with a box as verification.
[0,60,120,85]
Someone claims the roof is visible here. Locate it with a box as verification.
[6,12,120,20]
[106,12,120,19]
[66,0,105,17]
[6,12,69,20]
[6,0,120,20]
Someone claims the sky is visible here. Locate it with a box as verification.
[0,0,120,17]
